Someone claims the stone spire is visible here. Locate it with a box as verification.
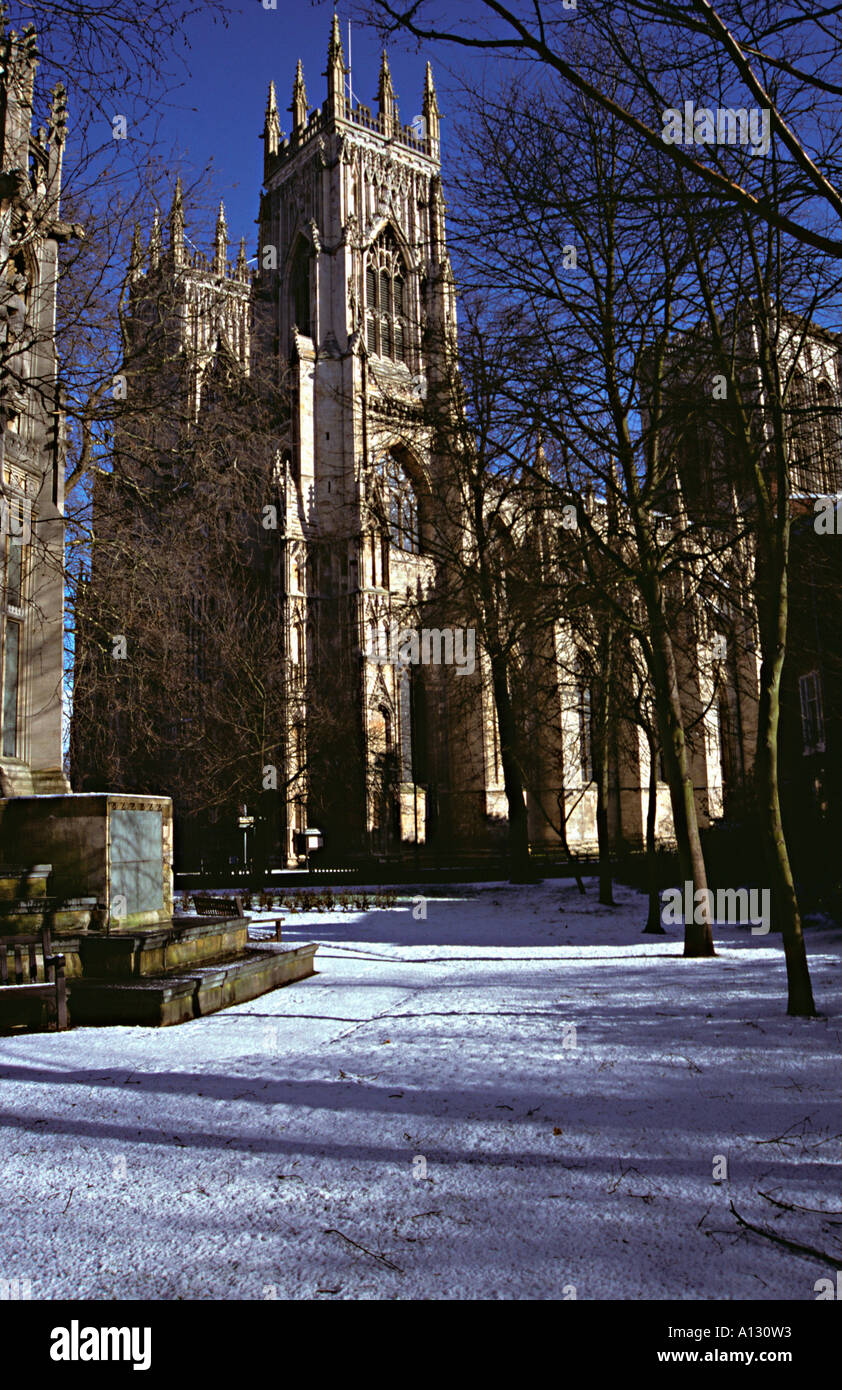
[214,200,228,276]
[168,177,185,267]
[429,174,446,258]
[290,60,308,134]
[129,220,144,281]
[377,50,397,137]
[149,208,161,270]
[264,79,281,158]
[46,82,68,215]
[326,11,346,117]
[17,24,38,108]
[423,62,440,155]
[3,25,39,170]
[236,237,248,282]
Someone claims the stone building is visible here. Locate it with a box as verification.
[73,23,497,868]
[72,19,758,872]
[255,22,497,864]
[0,22,76,797]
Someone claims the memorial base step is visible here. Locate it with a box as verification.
[67,943,319,1026]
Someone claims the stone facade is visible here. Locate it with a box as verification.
[256,25,489,862]
[72,20,757,870]
[0,23,78,796]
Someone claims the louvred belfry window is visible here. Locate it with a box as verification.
[365,230,408,364]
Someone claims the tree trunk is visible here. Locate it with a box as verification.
[648,608,715,956]
[755,553,816,1016]
[643,727,666,933]
[594,629,616,906]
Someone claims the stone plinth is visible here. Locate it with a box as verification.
[0,794,173,930]
[77,916,250,977]
[66,915,319,1026]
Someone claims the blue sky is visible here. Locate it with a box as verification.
[155,2,457,260]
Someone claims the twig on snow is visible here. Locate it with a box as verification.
[759,1191,842,1217]
[729,1201,842,1268]
[325,1227,403,1273]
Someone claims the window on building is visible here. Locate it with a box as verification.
[577,684,593,783]
[1,534,26,758]
[5,537,23,608]
[1,618,20,757]
[816,379,842,491]
[365,230,408,363]
[789,375,823,493]
[376,452,420,552]
[799,670,825,754]
[411,670,427,783]
[371,702,396,771]
[290,239,312,337]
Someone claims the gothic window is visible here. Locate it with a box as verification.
[789,375,823,493]
[1,533,25,758]
[290,239,312,337]
[799,670,825,754]
[376,452,420,553]
[410,668,427,783]
[365,230,408,363]
[380,531,390,587]
[816,379,842,491]
[398,672,413,781]
[577,683,593,783]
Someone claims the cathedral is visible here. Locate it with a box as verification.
[73,21,503,868]
[71,18,754,873]
[251,21,494,863]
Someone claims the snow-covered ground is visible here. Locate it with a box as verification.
[1,879,840,1301]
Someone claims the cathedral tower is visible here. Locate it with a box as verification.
[258,18,484,861]
[126,183,252,429]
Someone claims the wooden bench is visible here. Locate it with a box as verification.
[192,893,283,941]
[0,925,68,1031]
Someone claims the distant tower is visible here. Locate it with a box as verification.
[126,181,252,426]
[0,22,79,794]
[258,18,484,861]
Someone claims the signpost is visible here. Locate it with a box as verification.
[238,806,255,874]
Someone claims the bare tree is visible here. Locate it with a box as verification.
[443,73,725,953]
[364,0,842,258]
